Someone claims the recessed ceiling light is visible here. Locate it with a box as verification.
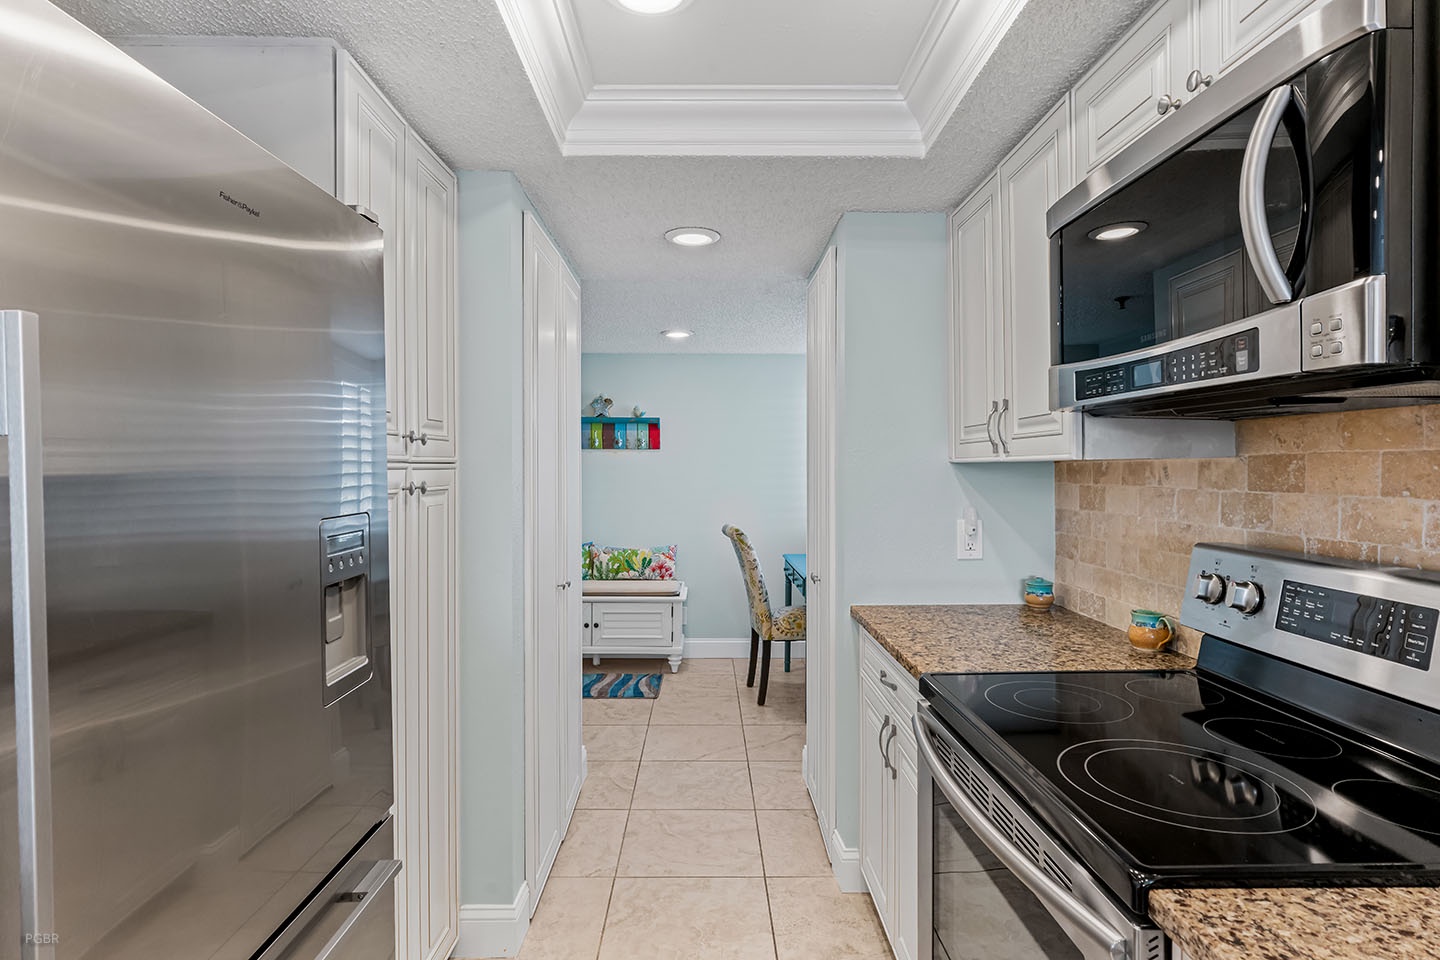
[661,329,694,340]
[665,227,720,247]
[1088,221,1148,241]
[612,0,690,14]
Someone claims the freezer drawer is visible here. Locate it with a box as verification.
[261,818,399,960]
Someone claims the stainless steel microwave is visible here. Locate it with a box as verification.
[1048,0,1439,418]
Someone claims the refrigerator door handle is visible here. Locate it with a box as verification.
[309,859,402,960]
[1,309,55,960]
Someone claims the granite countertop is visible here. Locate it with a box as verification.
[849,602,1194,678]
[849,602,1440,960]
[1151,888,1440,960]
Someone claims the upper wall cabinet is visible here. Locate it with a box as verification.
[1071,0,1195,176]
[116,38,458,465]
[1198,0,1320,78]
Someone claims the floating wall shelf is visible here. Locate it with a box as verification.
[582,416,660,450]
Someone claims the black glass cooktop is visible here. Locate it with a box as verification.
[922,668,1440,908]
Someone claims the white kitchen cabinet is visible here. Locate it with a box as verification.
[858,630,920,960]
[1198,0,1319,79]
[523,211,584,912]
[116,38,458,467]
[947,176,1004,460]
[998,98,1079,460]
[389,465,458,960]
[402,132,458,462]
[1071,0,1196,175]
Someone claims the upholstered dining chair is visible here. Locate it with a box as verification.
[721,524,805,706]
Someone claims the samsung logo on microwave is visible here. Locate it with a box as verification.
[219,190,260,218]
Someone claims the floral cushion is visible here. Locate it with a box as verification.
[588,544,678,580]
[581,541,597,580]
[772,605,806,640]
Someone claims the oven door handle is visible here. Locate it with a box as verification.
[1239,83,1314,305]
[913,712,1130,960]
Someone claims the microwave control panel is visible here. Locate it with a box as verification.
[1075,327,1260,401]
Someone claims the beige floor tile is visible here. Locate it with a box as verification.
[643,725,748,761]
[766,877,892,960]
[577,762,639,810]
[584,698,655,725]
[552,809,629,878]
[584,725,648,761]
[663,671,741,696]
[516,877,613,959]
[599,878,777,960]
[617,810,762,877]
[676,657,739,674]
[743,724,806,762]
[748,763,812,810]
[631,761,753,809]
[739,689,805,725]
[756,809,831,877]
[650,693,741,726]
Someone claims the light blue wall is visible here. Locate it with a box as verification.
[454,170,537,905]
[580,354,806,639]
[826,213,1056,845]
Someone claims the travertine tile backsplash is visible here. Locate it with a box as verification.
[1054,406,1440,656]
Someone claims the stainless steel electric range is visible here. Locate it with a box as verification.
[915,544,1440,960]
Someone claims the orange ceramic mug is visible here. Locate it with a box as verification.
[1128,609,1176,653]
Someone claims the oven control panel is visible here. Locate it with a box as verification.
[1276,581,1435,671]
[1074,328,1260,401]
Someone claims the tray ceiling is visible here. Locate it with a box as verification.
[496,0,1030,156]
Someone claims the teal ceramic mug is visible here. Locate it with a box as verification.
[1128,609,1176,653]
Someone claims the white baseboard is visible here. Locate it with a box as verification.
[684,637,807,659]
[454,883,530,959]
[827,828,866,893]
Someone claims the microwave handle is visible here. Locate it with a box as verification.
[1239,84,1314,305]
[913,711,1128,960]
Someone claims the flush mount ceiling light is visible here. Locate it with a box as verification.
[611,0,692,14]
[664,226,720,247]
[1088,221,1149,241]
[661,329,694,340]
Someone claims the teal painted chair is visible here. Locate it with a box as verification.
[722,524,805,706]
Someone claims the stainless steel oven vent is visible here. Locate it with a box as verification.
[1041,851,1074,892]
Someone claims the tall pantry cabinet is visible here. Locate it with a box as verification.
[115,38,461,960]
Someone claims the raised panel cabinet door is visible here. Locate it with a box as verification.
[523,210,570,908]
[404,132,458,462]
[998,98,1079,459]
[1071,0,1194,174]
[1202,0,1317,78]
[387,466,412,960]
[892,745,920,960]
[410,466,458,960]
[805,246,836,819]
[948,176,1002,461]
[859,677,894,932]
[340,59,409,461]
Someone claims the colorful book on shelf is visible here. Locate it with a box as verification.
[580,416,661,450]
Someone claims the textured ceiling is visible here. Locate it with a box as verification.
[57,0,1150,353]
[571,0,943,86]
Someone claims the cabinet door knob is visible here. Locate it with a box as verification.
[1185,69,1213,93]
[403,430,429,445]
[1156,94,1183,116]
[404,481,428,496]
[809,572,820,584]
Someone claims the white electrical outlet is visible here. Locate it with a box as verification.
[957,508,982,560]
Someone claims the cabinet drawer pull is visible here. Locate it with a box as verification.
[996,397,1010,455]
[986,400,999,454]
[878,715,893,774]
[403,429,429,445]
[878,669,898,692]
[403,481,428,496]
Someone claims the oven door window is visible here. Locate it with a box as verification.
[1055,32,1381,365]
[932,785,1083,960]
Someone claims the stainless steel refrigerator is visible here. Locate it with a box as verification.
[0,2,396,959]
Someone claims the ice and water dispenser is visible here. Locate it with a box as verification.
[321,514,373,704]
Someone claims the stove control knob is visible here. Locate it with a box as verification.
[1193,572,1227,605]
[1225,774,1261,807]
[1227,579,1264,616]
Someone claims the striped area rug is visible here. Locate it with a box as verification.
[583,672,663,699]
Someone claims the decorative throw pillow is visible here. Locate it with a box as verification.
[591,544,678,580]
[581,541,597,579]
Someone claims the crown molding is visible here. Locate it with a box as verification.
[496,0,1025,157]
[900,0,1030,145]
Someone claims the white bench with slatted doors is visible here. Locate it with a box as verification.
[581,580,688,673]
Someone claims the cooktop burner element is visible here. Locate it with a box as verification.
[982,679,1135,724]
[1332,779,1440,835]
[1057,738,1317,834]
[1202,717,1345,760]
